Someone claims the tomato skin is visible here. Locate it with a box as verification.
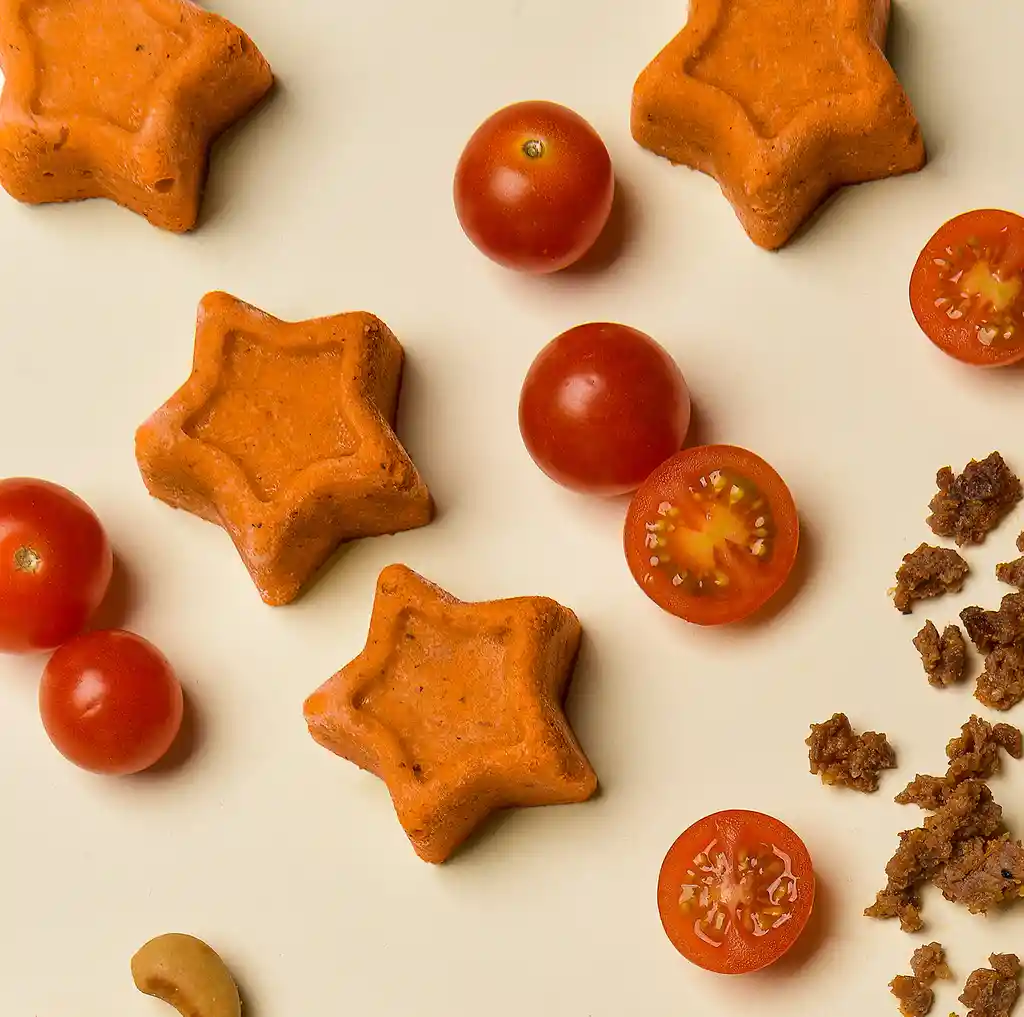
[624,446,799,625]
[39,629,183,775]
[519,323,691,495]
[910,208,1024,367]
[658,810,815,975]
[0,478,113,654]
[454,100,615,273]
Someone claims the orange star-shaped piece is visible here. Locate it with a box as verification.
[303,564,598,863]
[135,293,434,606]
[631,0,925,249]
[0,0,273,232]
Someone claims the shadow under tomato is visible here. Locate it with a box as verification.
[558,177,635,276]
[733,511,817,630]
[132,687,202,778]
[755,874,830,978]
[88,551,133,632]
[681,397,716,452]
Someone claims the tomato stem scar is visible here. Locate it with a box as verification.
[13,546,41,573]
[522,139,544,159]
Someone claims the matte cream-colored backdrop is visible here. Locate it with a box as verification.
[2,0,1023,1013]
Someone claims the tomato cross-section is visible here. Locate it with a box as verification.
[658,810,815,975]
[910,208,1024,366]
[624,446,799,625]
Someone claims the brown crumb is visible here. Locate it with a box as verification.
[892,975,934,1017]
[958,953,1021,1017]
[927,452,1022,547]
[895,544,970,614]
[961,594,1024,653]
[976,645,1024,712]
[1018,532,1024,554]
[997,557,1024,589]
[915,621,968,688]
[806,713,896,793]
[892,943,951,1017]
[868,718,1024,931]
[914,943,953,983]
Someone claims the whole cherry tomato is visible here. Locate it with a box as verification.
[518,323,691,495]
[454,100,615,273]
[39,629,183,775]
[0,478,113,653]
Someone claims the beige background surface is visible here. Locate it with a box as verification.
[2,0,1024,1013]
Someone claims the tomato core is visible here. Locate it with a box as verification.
[644,468,774,597]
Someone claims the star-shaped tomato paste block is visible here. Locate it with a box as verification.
[631,0,925,249]
[0,0,273,231]
[135,293,434,605]
[303,564,598,863]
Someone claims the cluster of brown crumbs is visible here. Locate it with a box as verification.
[891,942,951,1017]
[960,591,1024,711]
[806,713,896,793]
[958,953,1021,1017]
[914,621,968,688]
[927,452,1022,547]
[866,717,1024,932]
[894,544,970,614]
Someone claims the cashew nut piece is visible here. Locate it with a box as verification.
[131,933,241,1017]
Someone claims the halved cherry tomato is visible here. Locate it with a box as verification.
[658,810,815,975]
[519,322,691,495]
[624,446,799,626]
[39,629,183,775]
[0,478,113,653]
[453,100,615,273]
[910,208,1024,366]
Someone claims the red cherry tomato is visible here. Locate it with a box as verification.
[39,629,183,775]
[910,208,1024,366]
[453,100,615,273]
[0,478,113,653]
[519,323,691,495]
[624,446,799,625]
[658,810,815,975]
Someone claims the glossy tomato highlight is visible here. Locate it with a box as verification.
[519,323,691,495]
[0,477,113,653]
[39,629,183,775]
[624,446,799,625]
[910,208,1024,366]
[454,100,614,273]
[658,810,815,975]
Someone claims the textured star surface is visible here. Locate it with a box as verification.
[631,0,925,249]
[0,0,273,231]
[304,564,598,863]
[135,293,433,605]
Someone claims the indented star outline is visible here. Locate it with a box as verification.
[631,0,926,249]
[135,292,433,606]
[0,0,273,231]
[303,564,598,864]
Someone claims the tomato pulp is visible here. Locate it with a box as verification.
[519,323,691,495]
[624,446,799,625]
[453,100,615,273]
[910,208,1024,366]
[0,477,113,653]
[658,810,815,975]
[39,629,183,775]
